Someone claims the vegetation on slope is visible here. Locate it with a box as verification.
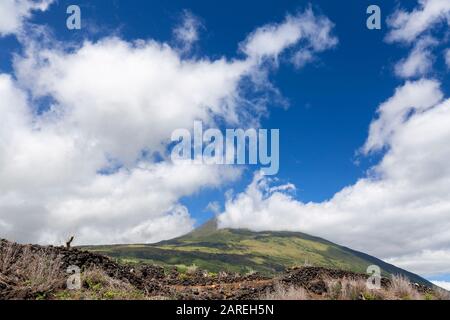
[1,239,448,300]
[85,219,431,286]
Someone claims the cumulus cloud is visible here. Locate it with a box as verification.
[219,79,450,276]
[173,10,202,53]
[0,72,242,244]
[0,0,53,36]
[1,37,247,244]
[386,250,450,276]
[431,281,450,291]
[363,79,443,153]
[387,0,450,79]
[14,38,252,163]
[386,0,450,44]
[394,37,437,78]
[219,1,450,276]
[0,7,337,245]
[241,8,337,66]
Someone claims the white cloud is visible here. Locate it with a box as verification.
[387,0,450,79]
[386,250,450,276]
[219,79,450,276]
[241,8,337,66]
[173,10,202,53]
[394,37,437,78]
[0,0,53,37]
[291,49,314,69]
[0,73,243,244]
[431,281,450,291]
[14,38,253,163]
[0,9,337,245]
[219,1,450,276]
[363,79,443,153]
[205,201,221,214]
[445,48,450,68]
[37,163,241,244]
[386,0,450,44]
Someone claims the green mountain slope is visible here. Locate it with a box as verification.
[85,219,431,286]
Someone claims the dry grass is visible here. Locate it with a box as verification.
[0,241,21,274]
[0,242,65,297]
[323,275,428,300]
[433,287,450,300]
[325,277,390,300]
[245,268,257,277]
[388,275,422,300]
[326,278,363,300]
[339,278,370,300]
[262,283,310,300]
[54,267,145,300]
[1,241,147,300]
[186,264,199,275]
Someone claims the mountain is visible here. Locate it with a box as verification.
[1,238,442,300]
[85,218,432,286]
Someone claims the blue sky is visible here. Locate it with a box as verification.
[5,0,447,208]
[0,1,446,205]
[1,0,450,286]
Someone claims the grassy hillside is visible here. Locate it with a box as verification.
[85,219,431,286]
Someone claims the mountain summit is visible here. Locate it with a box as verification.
[87,219,431,286]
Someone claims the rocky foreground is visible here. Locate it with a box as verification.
[0,239,447,300]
